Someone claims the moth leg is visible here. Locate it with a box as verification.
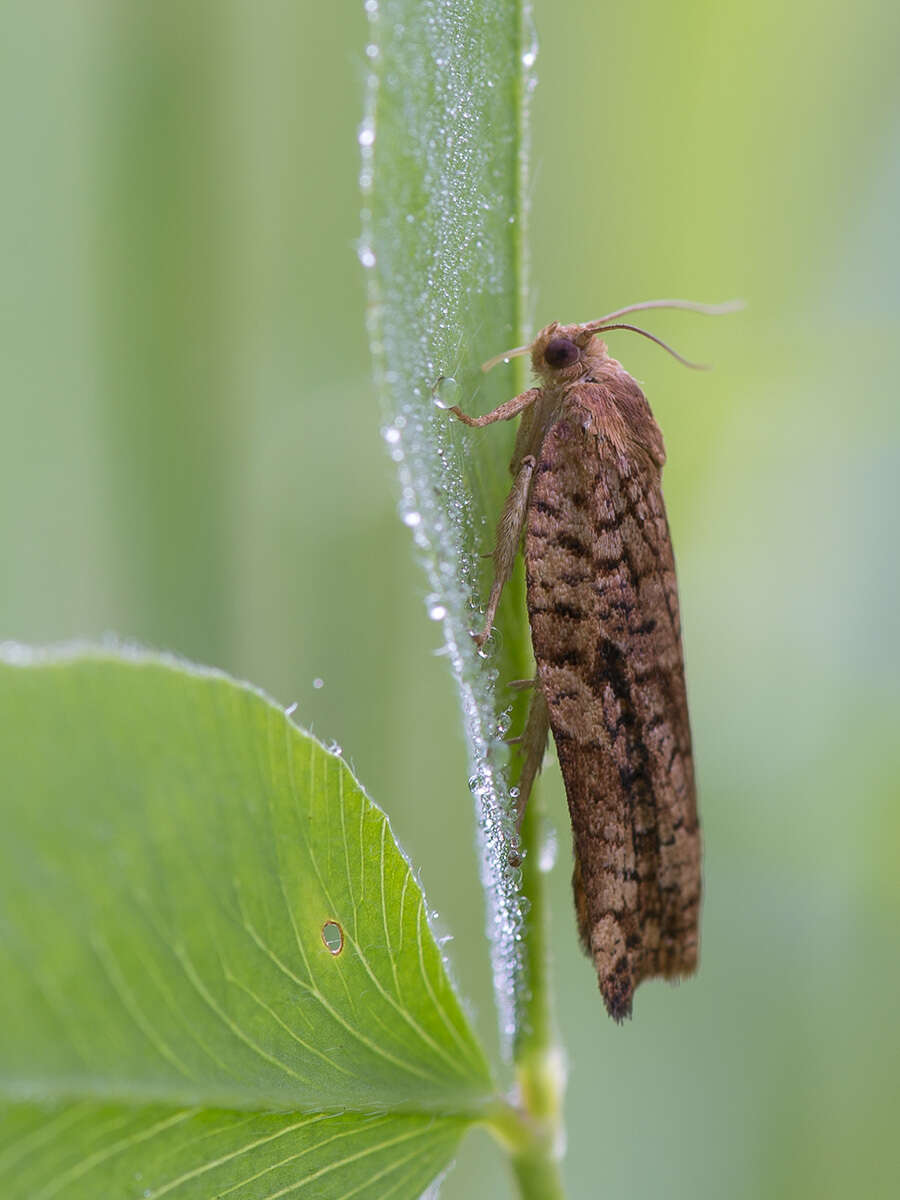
[514,686,549,830]
[449,387,541,427]
[473,454,535,646]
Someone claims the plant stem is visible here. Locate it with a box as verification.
[513,778,567,1197]
[499,4,567,1192]
[509,1142,567,1200]
[490,572,567,1197]
[485,1087,566,1200]
[364,0,567,1191]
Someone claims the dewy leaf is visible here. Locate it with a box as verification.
[0,646,492,1198]
[362,0,537,1050]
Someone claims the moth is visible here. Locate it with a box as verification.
[450,299,734,1021]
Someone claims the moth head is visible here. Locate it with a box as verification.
[480,322,598,377]
[529,322,603,381]
[480,299,743,377]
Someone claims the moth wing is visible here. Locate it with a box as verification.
[524,381,700,1020]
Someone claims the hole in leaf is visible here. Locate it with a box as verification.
[321,920,344,955]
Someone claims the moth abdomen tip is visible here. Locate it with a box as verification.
[600,958,636,1023]
[601,984,634,1024]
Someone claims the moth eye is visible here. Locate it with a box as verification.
[544,337,580,369]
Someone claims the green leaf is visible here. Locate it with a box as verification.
[0,1105,468,1200]
[363,0,538,1051]
[0,647,492,1198]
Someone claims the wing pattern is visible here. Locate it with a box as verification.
[524,381,701,1020]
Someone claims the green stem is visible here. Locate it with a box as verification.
[513,775,567,1196]
[516,780,563,1108]
[364,0,567,1191]
[485,1095,566,1200]
[489,572,566,1199]
[509,1142,567,1200]
[497,5,567,1195]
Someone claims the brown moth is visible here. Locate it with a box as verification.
[450,299,733,1021]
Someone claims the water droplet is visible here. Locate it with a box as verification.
[364,0,378,12]
[428,604,447,621]
[328,741,343,757]
[468,769,490,797]
[357,125,375,148]
[432,375,458,409]
[522,49,537,68]
[403,511,422,528]
[383,426,401,445]
[312,678,324,690]
[365,43,378,59]
[358,246,376,269]
[285,701,298,717]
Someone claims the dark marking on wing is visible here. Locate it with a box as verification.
[524,381,701,1020]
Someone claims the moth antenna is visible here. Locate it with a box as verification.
[591,323,710,370]
[581,298,744,329]
[481,344,531,373]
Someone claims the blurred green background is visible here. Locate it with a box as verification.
[2,3,898,1198]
